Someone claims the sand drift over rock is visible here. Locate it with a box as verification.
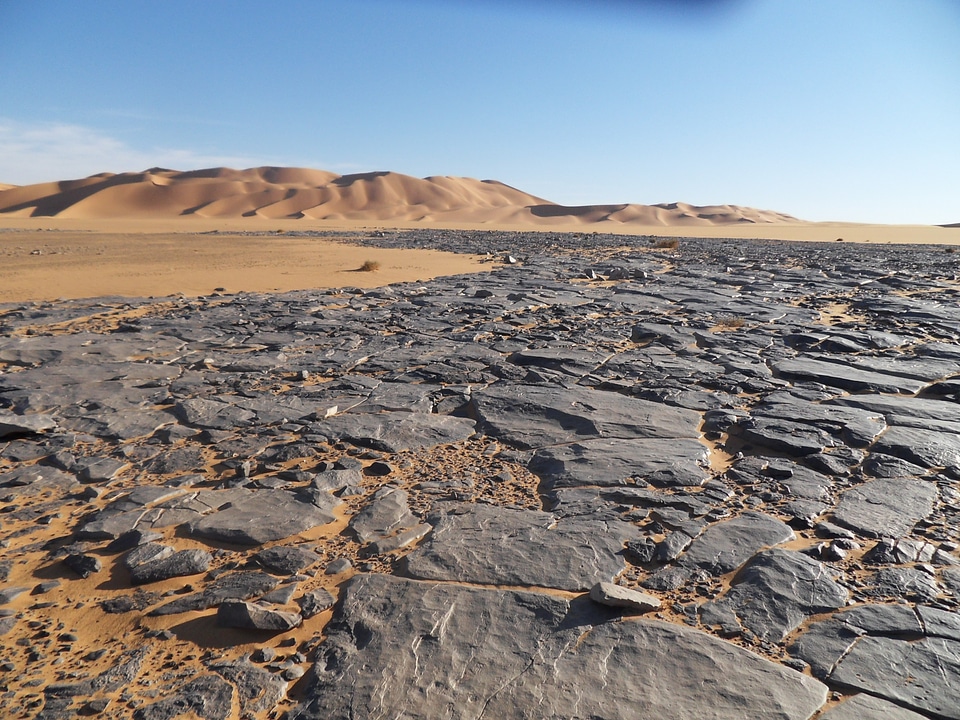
[0,166,803,226]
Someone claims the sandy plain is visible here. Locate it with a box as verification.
[2,167,957,303]
[2,216,959,304]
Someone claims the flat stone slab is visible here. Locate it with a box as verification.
[830,395,960,424]
[129,548,213,585]
[173,397,257,430]
[187,490,339,545]
[291,574,827,720]
[832,478,938,538]
[818,693,931,720]
[703,549,848,641]
[473,383,700,450]
[149,571,279,615]
[0,409,57,438]
[774,358,928,394]
[871,425,960,469]
[403,503,635,591]
[679,512,795,575]
[349,487,418,543]
[217,601,302,631]
[746,400,886,449]
[317,412,475,452]
[529,437,709,489]
[830,636,960,719]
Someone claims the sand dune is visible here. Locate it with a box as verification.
[0,166,802,226]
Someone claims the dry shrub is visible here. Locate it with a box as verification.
[652,238,680,250]
[715,315,746,329]
[359,260,381,272]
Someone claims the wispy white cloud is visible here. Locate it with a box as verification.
[0,119,265,185]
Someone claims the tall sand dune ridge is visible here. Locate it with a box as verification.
[0,166,802,227]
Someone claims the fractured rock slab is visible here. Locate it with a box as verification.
[818,693,931,720]
[529,437,709,489]
[702,549,848,642]
[403,503,635,591]
[832,478,937,539]
[473,383,700,450]
[317,412,475,452]
[291,574,827,720]
[678,512,795,576]
[216,601,302,631]
[830,636,960,720]
[187,489,338,545]
[0,410,57,438]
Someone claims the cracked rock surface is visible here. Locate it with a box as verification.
[1,229,960,718]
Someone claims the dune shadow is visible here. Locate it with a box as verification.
[528,203,624,219]
[332,171,390,188]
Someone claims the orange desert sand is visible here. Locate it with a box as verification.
[1,166,957,302]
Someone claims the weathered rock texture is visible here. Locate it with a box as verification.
[2,229,959,718]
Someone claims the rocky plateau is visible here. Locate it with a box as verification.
[1,229,960,719]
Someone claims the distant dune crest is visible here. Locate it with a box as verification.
[0,167,802,226]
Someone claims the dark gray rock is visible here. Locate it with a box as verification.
[172,398,257,430]
[349,487,418,543]
[830,636,960,719]
[678,512,795,575]
[830,394,960,424]
[0,409,56,438]
[403,503,635,591]
[291,573,827,720]
[871,425,960,469]
[862,537,937,565]
[918,605,960,642]
[46,646,148,697]
[746,400,885,449]
[473,383,700,450]
[76,457,128,482]
[774,358,927,394]
[0,464,78,493]
[862,453,930,478]
[297,588,336,618]
[129,549,212,585]
[216,601,302,631]
[862,567,942,602]
[704,549,848,641]
[788,603,922,678]
[254,545,319,575]
[741,417,835,456]
[832,478,937,538]
[818,693,931,720]
[149,571,279,615]
[364,523,432,555]
[325,558,353,575]
[63,553,102,578]
[133,674,233,720]
[0,587,28,604]
[187,489,338,545]
[317,412,475,452]
[529,437,709,489]
[210,659,287,717]
[124,542,174,569]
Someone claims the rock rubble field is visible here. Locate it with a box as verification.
[2,230,960,719]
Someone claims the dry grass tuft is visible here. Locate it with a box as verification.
[714,315,746,330]
[358,260,381,272]
[652,238,680,250]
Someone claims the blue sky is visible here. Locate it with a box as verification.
[1,0,957,223]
